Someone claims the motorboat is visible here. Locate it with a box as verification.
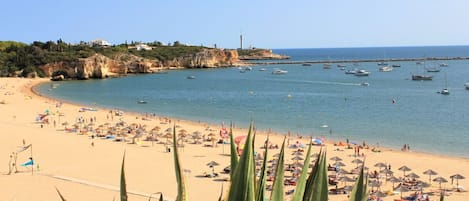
[337,64,346,67]
[412,74,433,81]
[272,69,288,75]
[379,66,393,72]
[339,67,346,70]
[392,64,401,67]
[354,70,370,76]
[439,88,450,95]
[345,69,357,74]
[465,83,469,90]
[137,100,148,104]
[361,82,370,86]
[377,62,388,66]
[302,63,312,66]
[259,68,266,71]
[323,63,331,69]
[425,67,441,72]
[187,75,196,79]
[440,63,449,67]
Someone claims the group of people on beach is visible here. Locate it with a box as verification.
[402,144,410,151]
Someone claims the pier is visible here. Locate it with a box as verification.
[244,56,469,65]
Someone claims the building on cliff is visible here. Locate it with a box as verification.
[91,39,111,47]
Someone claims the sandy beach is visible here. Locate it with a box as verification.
[0,77,468,201]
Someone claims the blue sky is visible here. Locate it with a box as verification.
[1,0,469,48]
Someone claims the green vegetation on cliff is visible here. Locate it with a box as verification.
[0,40,207,77]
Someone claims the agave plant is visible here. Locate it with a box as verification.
[120,152,128,201]
[173,125,188,201]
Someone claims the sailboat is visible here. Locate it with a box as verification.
[439,73,449,95]
[412,60,433,81]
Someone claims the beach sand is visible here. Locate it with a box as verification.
[0,77,468,201]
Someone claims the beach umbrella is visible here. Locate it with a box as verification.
[338,169,350,175]
[255,153,264,161]
[330,156,342,162]
[423,169,438,183]
[450,174,465,190]
[388,176,402,188]
[373,191,388,198]
[273,153,281,158]
[351,158,363,167]
[433,177,448,190]
[165,127,173,132]
[406,172,420,182]
[292,151,304,156]
[207,161,220,174]
[374,162,387,170]
[234,135,247,145]
[163,133,172,144]
[291,156,304,161]
[333,161,346,167]
[291,161,304,168]
[398,165,412,177]
[340,176,355,186]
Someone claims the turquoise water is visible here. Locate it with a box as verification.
[37,47,469,158]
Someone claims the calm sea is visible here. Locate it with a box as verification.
[37,46,469,158]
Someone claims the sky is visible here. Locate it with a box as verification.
[1,0,469,49]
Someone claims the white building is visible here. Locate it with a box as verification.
[91,39,112,47]
[135,43,152,51]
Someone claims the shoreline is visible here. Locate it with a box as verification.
[1,77,468,201]
[31,79,468,160]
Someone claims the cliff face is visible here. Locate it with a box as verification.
[238,49,290,60]
[40,49,242,80]
[161,49,240,68]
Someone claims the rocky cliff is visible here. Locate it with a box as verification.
[238,49,290,60]
[41,49,242,80]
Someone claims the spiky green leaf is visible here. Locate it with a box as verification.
[120,152,128,201]
[348,162,369,201]
[227,122,256,201]
[440,192,445,201]
[303,149,322,200]
[304,150,328,201]
[291,139,313,201]
[55,187,67,201]
[270,137,286,201]
[173,125,188,201]
[229,123,238,180]
[255,136,270,201]
[218,184,224,201]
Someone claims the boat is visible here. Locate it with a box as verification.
[392,64,401,67]
[416,61,423,65]
[345,69,357,74]
[337,64,346,67]
[412,75,433,81]
[379,66,393,72]
[440,63,449,67]
[259,68,266,71]
[137,100,148,104]
[354,70,370,76]
[339,67,346,70]
[272,69,288,75]
[302,63,312,66]
[361,82,370,86]
[412,59,433,81]
[377,62,388,66]
[438,73,450,95]
[323,63,331,69]
[465,83,469,90]
[245,67,252,71]
[187,75,196,79]
[425,67,441,72]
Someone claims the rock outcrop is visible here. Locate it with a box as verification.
[161,49,240,68]
[238,49,290,60]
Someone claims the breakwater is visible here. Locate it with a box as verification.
[245,56,469,65]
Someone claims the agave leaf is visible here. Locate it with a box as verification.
[291,139,313,201]
[303,149,322,200]
[440,191,445,201]
[227,122,256,201]
[159,193,164,201]
[120,152,127,201]
[229,123,238,180]
[270,137,286,201]
[348,161,369,201]
[255,136,270,201]
[55,187,67,201]
[173,125,188,201]
[304,149,328,201]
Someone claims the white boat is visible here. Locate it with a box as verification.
[337,64,346,67]
[259,68,266,71]
[345,69,357,74]
[323,63,331,69]
[438,73,449,95]
[377,62,388,66]
[425,67,441,72]
[440,63,449,67]
[272,69,288,75]
[361,82,370,86]
[245,67,252,71]
[354,70,370,76]
[379,66,393,72]
[465,83,469,90]
[137,100,148,104]
[187,75,196,79]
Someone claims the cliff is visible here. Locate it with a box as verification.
[40,49,243,80]
[238,49,290,60]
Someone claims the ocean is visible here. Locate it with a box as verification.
[36,46,469,158]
